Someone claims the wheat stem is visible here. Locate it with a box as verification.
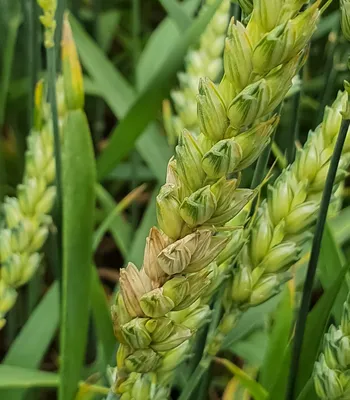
[287,118,350,400]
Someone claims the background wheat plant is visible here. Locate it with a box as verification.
[1,1,350,400]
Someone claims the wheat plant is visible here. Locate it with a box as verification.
[112,1,322,398]
[1,1,350,400]
[0,0,65,329]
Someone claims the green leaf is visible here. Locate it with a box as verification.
[269,264,349,400]
[60,110,96,400]
[128,186,160,267]
[297,379,318,400]
[135,124,171,182]
[136,0,201,89]
[223,296,280,349]
[0,283,59,400]
[70,15,133,117]
[159,0,192,31]
[231,330,268,367]
[83,76,102,97]
[90,268,116,367]
[70,16,170,182]
[3,283,59,366]
[259,284,294,392]
[97,10,121,52]
[93,183,145,251]
[106,163,154,181]
[330,205,350,245]
[215,357,268,400]
[0,366,59,389]
[95,183,132,257]
[313,11,339,41]
[96,0,224,180]
[318,223,348,322]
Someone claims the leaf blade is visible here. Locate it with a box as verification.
[159,0,192,31]
[259,283,295,392]
[0,283,59,400]
[0,366,59,389]
[60,110,96,400]
[96,0,224,180]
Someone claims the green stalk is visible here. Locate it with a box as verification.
[26,0,39,130]
[286,118,350,400]
[181,296,228,400]
[188,295,222,376]
[180,305,239,400]
[46,44,63,283]
[55,0,66,64]
[25,0,41,318]
[193,296,223,399]
[47,46,62,219]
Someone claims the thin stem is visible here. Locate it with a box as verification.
[188,294,222,375]
[29,0,39,129]
[47,46,62,217]
[55,0,66,67]
[207,296,223,342]
[196,369,210,400]
[46,45,63,284]
[286,118,350,400]
[25,0,40,314]
[179,309,226,400]
[193,296,223,399]
[22,0,38,132]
